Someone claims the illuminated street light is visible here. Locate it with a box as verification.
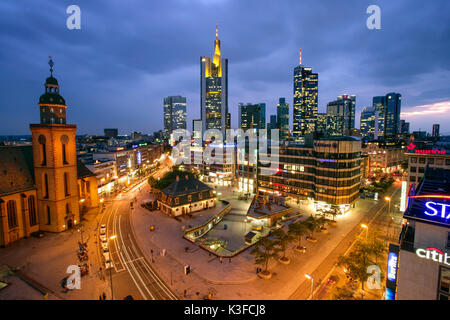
[109,235,117,240]
[385,196,392,217]
[361,223,368,239]
[305,273,314,300]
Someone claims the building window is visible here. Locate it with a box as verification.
[437,159,444,165]
[46,206,51,225]
[198,192,203,200]
[175,197,179,205]
[187,195,192,202]
[419,167,425,173]
[410,167,417,173]
[446,159,450,166]
[419,158,426,164]
[7,200,18,229]
[44,174,49,198]
[64,172,70,196]
[410,176,416,182]
[66,203,71,215]
[28,196,38,226]
[438,266,450,300]
[410,157,417,163]
[61,135,69,165]
[38,135,47,165]
[428,158,435,164]
[447,232,450,250]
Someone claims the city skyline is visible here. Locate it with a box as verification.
[1,0,449,136]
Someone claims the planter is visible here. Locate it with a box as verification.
[279,257,291,264]
[257,270,272,280]
[294,246,307,253]
[306,237,318,243]
[330,221,337,227]
[320,228,328,234]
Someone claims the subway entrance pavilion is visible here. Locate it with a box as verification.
[394,167,450,300]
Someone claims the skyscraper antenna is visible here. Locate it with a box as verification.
[216,22,219,40]
[299,49,302,65]
[48,56,54,76]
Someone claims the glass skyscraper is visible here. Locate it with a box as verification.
[238,103,266,130]
[293,63,318,137]
[277,97,289,140]
[372,93,402,139]
[200,25,228,137]
[326,95,356,136]
[163,95,187,139]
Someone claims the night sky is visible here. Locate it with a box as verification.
[1,0,449,135]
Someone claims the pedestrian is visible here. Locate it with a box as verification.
[220,257,223,263]
[183,289,187,298]
[102,292,106,300]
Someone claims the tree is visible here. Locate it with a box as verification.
[147,168,195,191]
[251,236,281,275]
[304,215,321,240]
[272,228,293,261]
[288,221,308,250]
[316,215,330,230]
[331,281,358,300]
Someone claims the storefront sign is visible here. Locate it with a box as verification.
[416,248,450,266]
[424,201,450,219]
[385,243,400,300]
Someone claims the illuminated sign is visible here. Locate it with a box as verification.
[317,159,335,163]
[400,181,407,212]
[132,144,138,149]
[416,248,450,266]
[424,201,450,219]
[387,252,398,281]
[116,147,125,151]
[385,244,399,300]
[137,152,142,165]
[414,149,446,155]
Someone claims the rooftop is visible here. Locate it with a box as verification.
[0,146,35,196]
[162,175,211,196]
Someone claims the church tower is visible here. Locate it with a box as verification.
[30,57,80,232]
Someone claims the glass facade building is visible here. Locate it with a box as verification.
[326,95,356,136]
[277,97,289,140]
[238,103,266,130]
[293,65,318,138]
[163,96,187,139]
[200,26,228,138]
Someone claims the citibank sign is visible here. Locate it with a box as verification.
[416,248,450,266]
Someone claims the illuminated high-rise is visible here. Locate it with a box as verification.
[200,25,228,138]
[277,97,289,140]
[293,51,318,138]
[164,96,186,139]
[326,95,356,136]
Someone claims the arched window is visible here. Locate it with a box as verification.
[38,135,47,165]
[7,200,18,229]
[46,206,51,225]
[61,135,69,165]
[66,203,71,214]
[64,172,69,196]
[44,174,49,198]
[28,196,37,226]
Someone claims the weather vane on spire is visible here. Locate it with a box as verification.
[48,56,54,76]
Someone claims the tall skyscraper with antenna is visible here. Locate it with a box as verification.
[200,24,229,138]
[293,50,318,138]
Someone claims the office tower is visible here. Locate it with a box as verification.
[400,120,410,135]
[293,50,318,137]
[384,93,402,137]
[360,106,382,140]
[315,113,328,136]
[277,97,289,140]
[432,124,440,137]
[104,128,118,138]
[226,113,231,130]
[372,93,402,139]
[163,96,187,139]
[200,25,228,138]
[269,115,277,129]
[326,95,356,136]
[238,103,266,130]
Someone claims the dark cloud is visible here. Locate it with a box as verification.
[0,0,449,135]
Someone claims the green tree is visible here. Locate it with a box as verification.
[304,215,321,240]
[272,228,293,261]
[288,221,308,250]
[251,236,281,274]
[331,281,358,300]
[147,168,195,191]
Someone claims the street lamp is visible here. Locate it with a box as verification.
[360,223,368,239]
[108,235,117,299]
[385,196,391,217]
[305,273,314,300]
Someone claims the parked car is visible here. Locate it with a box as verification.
[99,232,107,241]
[101,239,108,250]
[103,249,111,261]
[100,224,107,234]
[105,260,114,269]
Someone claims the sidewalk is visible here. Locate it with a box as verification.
[0,207,108,300]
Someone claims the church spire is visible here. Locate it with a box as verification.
[49,56,54,77]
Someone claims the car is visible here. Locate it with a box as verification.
[99,232,107,241]
[252,225,263,231]
[101,239,108,250]
[123,295,134,300]
[105,260,114,269]
[100,224,107,234]
[103,249,111,261]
